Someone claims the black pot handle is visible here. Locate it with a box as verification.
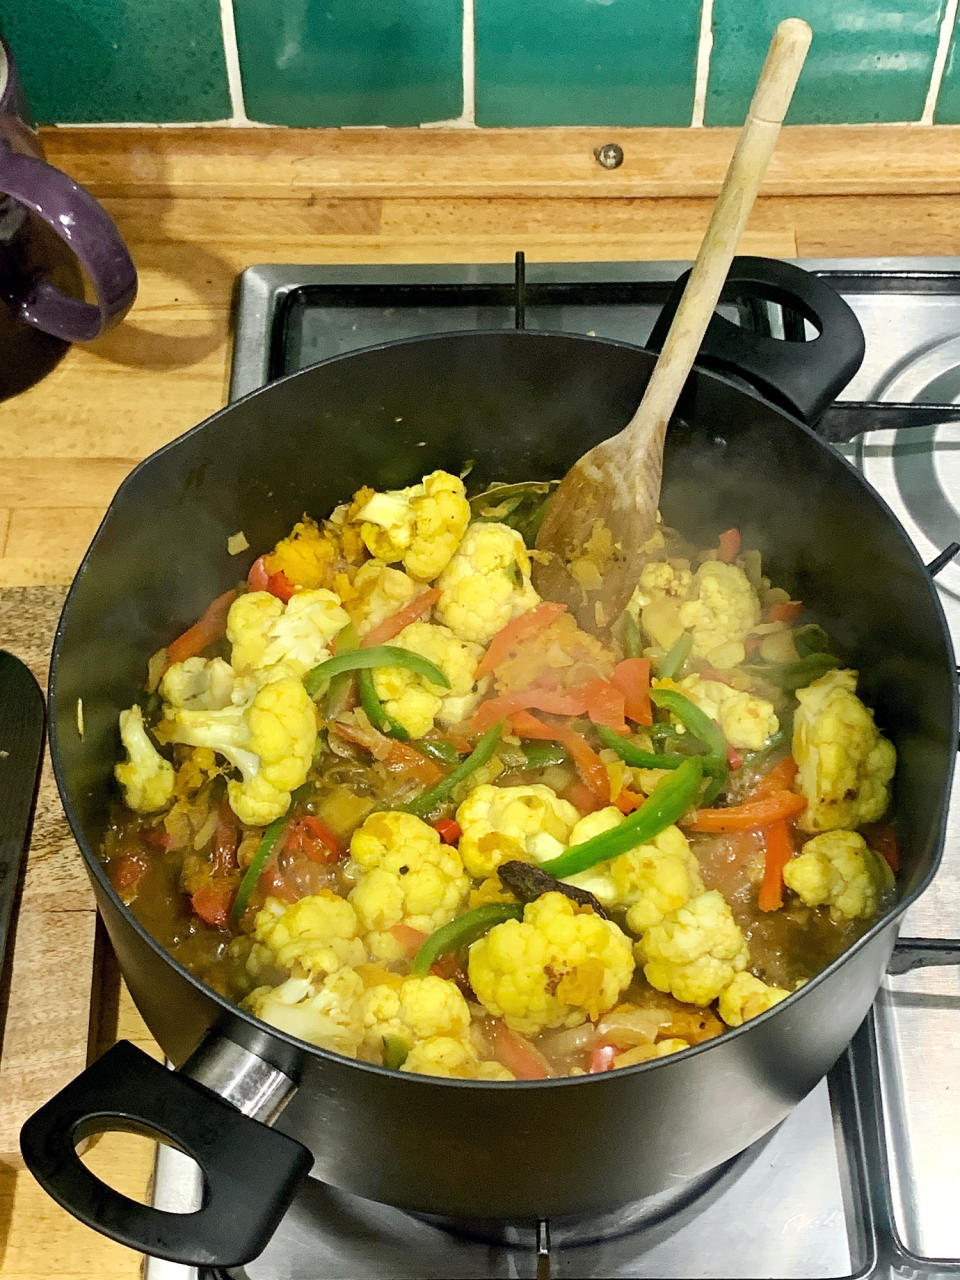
[647,256,866,424]
[19,1040,313,1267]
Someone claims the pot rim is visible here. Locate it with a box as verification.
[48,327,959,1087]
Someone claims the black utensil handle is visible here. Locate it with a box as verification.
[20,1040,313,1267]
[647,256,866,424]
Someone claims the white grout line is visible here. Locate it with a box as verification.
[218,0,259,124]
[690,0,714,127]
[920,0,959,123]
[421,0,476,128]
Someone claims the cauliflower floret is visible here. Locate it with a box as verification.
[783,829,893,921]
[717,972,790,1026]
[347,811,469,959]
[793,669,896,833]
[435,523,540,644]
[159,656,240,710]
[227,589,349,678]
[468,892,635,1035]
[353,470,471,581]
[357,974,471,1059]
[114,705,175,813]
[672,674,779,752]
[627,560,694,612]
[245,967,365,1056]
[348,560,419,637]
[155,674,317,826]
[456,783,581,879]
[401,1036,514,1080]
[554,810,704,928]
[250,892,367,979]
[263,516,343,591]
[638,889,749,1006]
[372,621,486,737]
[678,561,761,666]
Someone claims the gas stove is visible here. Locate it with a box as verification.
[147,257,960,1280]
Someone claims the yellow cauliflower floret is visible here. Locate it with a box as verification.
[401,1036,514,1080]
[353,470,471,581]
[456,783,581,878]
[347,560,419,636]
[468,892,635,1035]
[555,811,704,928]
[612,1038,690,1068]
[156,673,316,826]
[373,621,486,737]
[793,669,896,833]
[347,811,469,957]
[435,522,540,644]
[357,974,471,1059]
[263,516,340,590]
[678,561,761,666]
[783,829,893,921]
[114,705,175,813]
[172,746,220,797]
[627,560,694,612]
[251,892,367,978]
[717,972,790,1026]
[638,889,749,1006]
[673,673,779,752]
[227,589,349,678]
[160,656,240,710]
[244,967,365,1056]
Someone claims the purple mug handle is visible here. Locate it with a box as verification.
[0,150,137,341]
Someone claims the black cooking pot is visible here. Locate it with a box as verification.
[21,260,957,1267]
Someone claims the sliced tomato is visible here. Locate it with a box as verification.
[609,658,652,726]
[191,882,234,927]
[265,569,297,602]
[492,1021,552,1079]
[588,1043,618,1073]
[211,795,239,875]
[111,853,148,893]
[390,923,428,958]
[247,555,271,591]
[863,822,900,872]
[768,600,803,623]
[476,603,567,679]
[509,711,610,804]
[285,814,342,864]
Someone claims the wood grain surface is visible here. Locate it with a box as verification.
[0,124,959,1280]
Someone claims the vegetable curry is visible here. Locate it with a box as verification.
[103,471,898,1080]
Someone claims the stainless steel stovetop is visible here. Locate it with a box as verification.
[147,257,960,1280]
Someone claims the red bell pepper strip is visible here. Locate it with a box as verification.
[390,923,428,957]
[284,814,342,864]
[726,744,744,771]
[758,819,793,911]
[247,555,271,591]
[509,711,610,804]
[476,602,567,679]
[472,678,626,734]
[362,589,441,648]
[433,818,462,845]
[247,555,297,602]
[211,795,239,875]
[685,790,807,833]
[165,588,237,667]
[863,822,900,872]
[111,853,148,893]
[266,569,297,602]
[610,658,652,726]
[717,528,741,562]
[492,1021,552,1080]
[748,755,798,800]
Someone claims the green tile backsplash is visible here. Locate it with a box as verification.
[233,0,462,126]
[0,0,230,122]
[707,0,946,124]
[474,0,700,126]
[1,0,957,127]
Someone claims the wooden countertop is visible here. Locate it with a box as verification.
[1,124,959,1280]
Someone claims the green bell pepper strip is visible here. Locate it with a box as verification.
[381,1035,410,1070]
[411,902,524,976]
[414,737,461,766]
[405,722,503,817]
[304,645,450,699]
[651,686,728,802]
[766,652,839,692]
[521,741,570,769]
[620,611,643,659]
[657,631,693,680]
[793,623,831,658]
[595,723,690,770]
[230,812,288,924]
[357,667,410,741]
[539,756,703,879]
[325,623,358,718]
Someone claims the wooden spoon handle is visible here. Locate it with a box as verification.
[624,18,812,453]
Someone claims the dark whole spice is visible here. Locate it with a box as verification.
[497,859,610,919]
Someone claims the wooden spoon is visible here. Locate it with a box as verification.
[534,18,812,625]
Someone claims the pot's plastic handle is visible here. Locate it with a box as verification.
[0,150,137,341]
[647,256,865,424]
[19,1040,312,1267]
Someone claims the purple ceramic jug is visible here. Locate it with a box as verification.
[0,36,136,397]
